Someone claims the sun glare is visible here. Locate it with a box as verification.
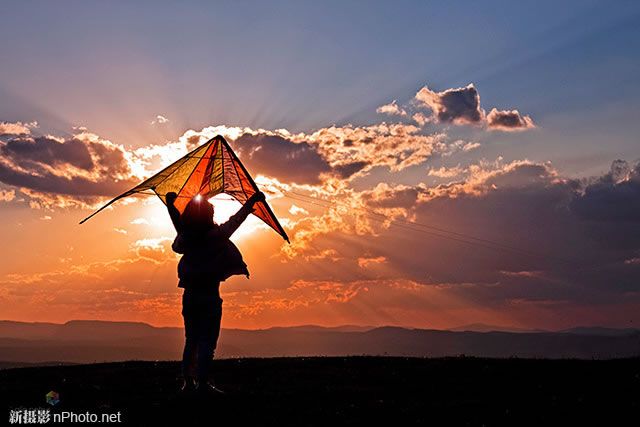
[140,193,260,239]
[208,194,242,224]
[209,194,264,240]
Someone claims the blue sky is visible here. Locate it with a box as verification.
[2,0,638,178]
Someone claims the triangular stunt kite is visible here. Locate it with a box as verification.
[80,135,290,243]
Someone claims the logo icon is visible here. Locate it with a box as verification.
[45,391,59,406]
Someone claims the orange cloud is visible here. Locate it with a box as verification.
[0,121,37,135]
[358,256,387,268]
[0,189,15,202]
[376,100,407,116]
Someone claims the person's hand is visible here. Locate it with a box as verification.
[166,192,178,206]
[249,191,266,204]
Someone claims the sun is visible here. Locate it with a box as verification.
[209,194,266,241]
[137,193,261,240]
[208,193,243,224]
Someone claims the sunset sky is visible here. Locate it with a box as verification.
[1,1,639,330]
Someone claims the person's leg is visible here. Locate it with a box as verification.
[181,289,199,380]
[196,294,223,384]
[182,337,198,378]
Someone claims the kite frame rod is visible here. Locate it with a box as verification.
[218,136,290,243]
[79,135,290,244]
[78,140,214,225]
[78,189,155,224]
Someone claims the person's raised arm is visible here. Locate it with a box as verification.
[166,192,182,233]
[217,191,266,239]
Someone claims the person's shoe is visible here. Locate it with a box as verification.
[180,377,197,393]
[196,379,226,396]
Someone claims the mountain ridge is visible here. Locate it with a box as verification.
[1,319,639,365]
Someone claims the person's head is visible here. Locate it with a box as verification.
[182,194,214,233]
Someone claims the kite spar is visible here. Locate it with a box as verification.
[80,135,290,243]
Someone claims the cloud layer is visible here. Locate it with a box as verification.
[6,83,637,330]
[0,133,138,208]
[2,157,638,329]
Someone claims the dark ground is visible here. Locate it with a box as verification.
[1,356,639,426]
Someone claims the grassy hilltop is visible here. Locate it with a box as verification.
[2,356,640,426]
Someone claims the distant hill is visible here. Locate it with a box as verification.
[1,320,640,366]
[448,323,548,333]
[559,326,640,336]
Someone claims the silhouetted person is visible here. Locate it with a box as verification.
[166,191,265,395]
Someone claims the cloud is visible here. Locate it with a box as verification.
[358,256,387,268]
[0,129,206,208]
[415,83,484,125]
[412,112,431,126]
[277,157,640,314]
[376,100,406,116]
[332,161,370,179]
[289,205,309,215]
[0,189,15,202]
[150,115,169,125]
[487,108,535,131]
[0,133,138,200]
[1,136,94,170]
[570,160,640,222]
[294,123,445,173]
[3,156,640,329]
[428,165,466,178]
[231,133,334,185]
[0,121,37,136]
[183,123,446,184]
[130,218,150,225]
[0,80,530,215]
[132,237,176,263]
[0,250,181,325]
[413,84,535,131]
[463,142,481,151]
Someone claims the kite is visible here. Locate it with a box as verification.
[80,135,290,243]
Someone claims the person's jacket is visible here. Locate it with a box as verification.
[171,203,253,286]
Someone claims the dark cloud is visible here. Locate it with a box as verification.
[232,133,331,185]
[231,133,365,185]
[570,160,640,222]
[0,162,134,196]
[487,108,535,131]
[295,160,640,309]
[361,185,421,209]
[483,163,557,189]
[333,161,369,179]
[0,135,136,197]
[415,84,484,125]
[1,136,94,171]
[89,140,130,176]
[186,134,202,147]
[413,84,535,131]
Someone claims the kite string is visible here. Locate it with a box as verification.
[153,187,573,264]
[281,190,577,266]
[285,190,529,251]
